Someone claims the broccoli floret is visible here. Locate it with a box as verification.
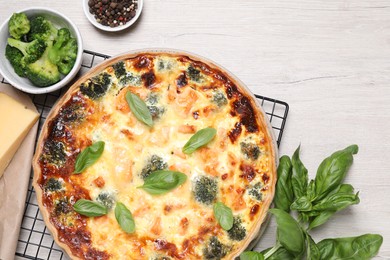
[212,90,228,107]
[140,155,168,179]
[42,140,66,167]
[240,142,261,161]
[147,106,165,120]
[187,65,201,82]
[203,236,228,260]
[5,45,25,77]
[44,178,63,192]
[8,12,30,40]
[80,72,112,99]
[24,45,61,87]
[157,59,172,71]
[248,182,263,201]
[96,191,115,209]
[7,37,46,65]
[112,61,126,78]
[146,93,159,105]
[27,15,58,43]
[60,103,85,123]
[227,217,246,241]
[118,72,141,86]
[47,28,78,75]
[55,198,72,215]
[193,176,218,205]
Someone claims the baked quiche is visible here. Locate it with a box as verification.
[32,51,277,260]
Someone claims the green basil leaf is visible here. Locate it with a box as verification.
[74,141,105,173]
[73,199,107,217]
[240,251,264,260]
[291,146,308,199]
[274,155,294,212]
[138,170,187,195]
[306,233,320,260]
[308,210,336,230]
[261,246,295,260]
[317,234,383,260]
[312,191,360,211]
[314,145,358,201]
[182,127,216,154]
[290,196,312,212]
[115,202,135,233]
[269,208,305,256]
[306,180,316,201]
[213,202,233,230]
[125,91,153,127]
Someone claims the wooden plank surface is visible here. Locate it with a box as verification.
[1,0,389,258]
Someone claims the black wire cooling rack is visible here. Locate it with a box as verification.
[1,50,289,260]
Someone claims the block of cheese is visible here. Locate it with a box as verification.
[0,92,39,178]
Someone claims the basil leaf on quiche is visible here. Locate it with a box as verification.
[74,141,105,173]
[125,91,153,127]
[213,202,234,230]
[115,202,135,233]
[182,127,217,154]
[138,170,187,195]
[73,199,107,217]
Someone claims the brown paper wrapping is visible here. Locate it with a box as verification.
[0,84,39,260]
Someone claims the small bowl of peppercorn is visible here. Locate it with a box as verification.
[83,0,143,32]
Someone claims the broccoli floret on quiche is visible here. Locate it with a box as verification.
[80,72,112,100]
[187,65,202,82]
[193,176,218,205]
[227,217,247,241]
[140,155,168,179]
[240,142,261,161]
[41,140,66,167]
[203,236,229,260]
[112,61,126,78]
[212,90,228,107]
[96,191,116,209]
[44,178,63,192]
[248,182,263,201]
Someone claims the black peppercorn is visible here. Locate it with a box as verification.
[88,0,138,28]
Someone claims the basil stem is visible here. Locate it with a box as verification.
[240,251,264,260]
[213,202,233,230]
[317,234,383,259]
[313,145,358,202]
[261,244,295,260]
[291,146,308,199]
[74,141,105,173]
[73,199,107,217]
[306,233,320,260]
[125,91,153,127]
[269,208,305,256]
[274,155,294,213]
[182,127,216,154]
[115,202,135,234]
[138,170,187,195]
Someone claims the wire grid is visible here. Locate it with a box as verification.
[1,50,289,260]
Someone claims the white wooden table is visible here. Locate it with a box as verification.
[1,0,389,258]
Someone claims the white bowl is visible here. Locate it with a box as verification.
[82,0,143,32]
[0,7,83,94]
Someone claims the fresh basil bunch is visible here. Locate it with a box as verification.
[240,144,383,260]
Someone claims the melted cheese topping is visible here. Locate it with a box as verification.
[36,54,275,260]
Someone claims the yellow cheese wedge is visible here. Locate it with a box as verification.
[0,93,39,178]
